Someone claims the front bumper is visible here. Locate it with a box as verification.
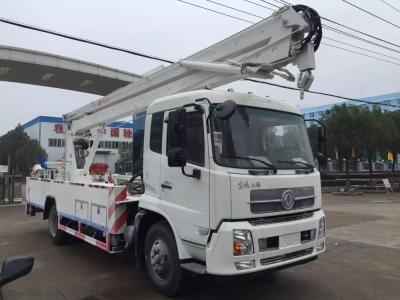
[206,210,325,275]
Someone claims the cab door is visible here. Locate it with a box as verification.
[160,109,210,246]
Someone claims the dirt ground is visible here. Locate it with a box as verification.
[1,193,400,300]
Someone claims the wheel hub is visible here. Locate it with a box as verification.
[150,239,170,281]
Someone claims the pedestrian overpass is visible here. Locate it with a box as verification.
[0,45,142,95]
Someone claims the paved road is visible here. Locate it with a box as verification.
[1,193,400,300]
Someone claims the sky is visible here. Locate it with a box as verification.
[0,0,399,135]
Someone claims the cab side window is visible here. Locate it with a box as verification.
[150,111,164,154]
[167,110,205,166]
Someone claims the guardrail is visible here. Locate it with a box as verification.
[325,159,400,174]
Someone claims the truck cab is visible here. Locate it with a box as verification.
[26,88,325,296]
[137,89,325,278]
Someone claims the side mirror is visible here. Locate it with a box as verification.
[0,256,34,288]
[167,109,187,167]
[215,100,237,120]
[167,148,187,167]
[317,153,327,171]
[305,119,327,172]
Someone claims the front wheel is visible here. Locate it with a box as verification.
[48,204,67,245]
[144,221,184,296]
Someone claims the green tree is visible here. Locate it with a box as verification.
[319,104,399,181]
[0,125,47,175]
[321,104,368,159]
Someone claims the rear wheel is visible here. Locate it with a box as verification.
[48,204,67,245]
[144,221,184,296]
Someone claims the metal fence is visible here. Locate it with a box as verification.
[326,159,400,174]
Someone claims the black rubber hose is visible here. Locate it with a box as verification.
[292,4,323,52]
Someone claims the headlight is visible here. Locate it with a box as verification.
[233,229,254,256]
[318,216,326,239]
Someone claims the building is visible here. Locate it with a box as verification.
[22,116,133,173]
[301,92,400,120]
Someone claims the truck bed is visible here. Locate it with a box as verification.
[27,177,137,253]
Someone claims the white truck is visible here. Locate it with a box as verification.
[26,4,326,296]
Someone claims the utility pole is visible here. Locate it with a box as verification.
[6,153,14,203]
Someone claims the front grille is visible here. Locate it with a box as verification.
[249,211,314,226]
[250,187,315,214]
[260,248,314,265]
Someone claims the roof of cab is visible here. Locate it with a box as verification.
[146,90,301,115]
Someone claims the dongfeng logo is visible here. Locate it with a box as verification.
[281,190,295,210]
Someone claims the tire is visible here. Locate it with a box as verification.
[48,204,67,245]
[144,221,184,296]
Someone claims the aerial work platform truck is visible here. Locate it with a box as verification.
[26,4,326,296]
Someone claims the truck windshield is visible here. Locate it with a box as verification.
[211,105,315,170]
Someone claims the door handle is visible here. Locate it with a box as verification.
[161,182,173,190]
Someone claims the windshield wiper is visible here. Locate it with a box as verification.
[277,160,314,172]
[221,155,277,174]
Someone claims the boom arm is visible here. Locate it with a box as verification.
[65,4,322,133]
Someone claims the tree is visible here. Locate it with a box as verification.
[0,125,47,175]
[322,104,369,159]
[317,103,400,181]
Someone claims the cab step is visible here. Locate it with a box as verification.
[180,262,206,274]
